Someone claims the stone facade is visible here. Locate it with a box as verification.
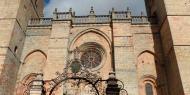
[0,0,190,95]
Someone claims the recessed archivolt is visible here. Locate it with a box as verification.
[137,50,159,81]
[23,50,47,64]
[139,75,158,95]
[137,50,160,65]
[79,42,106,54]
[139,75,157,89]
[140,75,157,85]
[18,50,47,85]
[16,73,39,95]
[69,28,112,51]
[138,50,157,58]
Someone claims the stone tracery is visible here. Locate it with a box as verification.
[81,49,102,69]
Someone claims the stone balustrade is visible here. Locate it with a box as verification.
[28,10,157,26]
[132,16,157,24]
[54,12,72,20]
[132,16,148,24]
[112,11,129,20]
[28,18,52,26]
[73,15,111,24]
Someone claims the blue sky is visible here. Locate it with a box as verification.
[44,0,146,17]
[44,0,50,5]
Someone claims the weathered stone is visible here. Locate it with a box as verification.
[0,0,190,95]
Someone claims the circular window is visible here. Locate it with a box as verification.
[81,49,102,69]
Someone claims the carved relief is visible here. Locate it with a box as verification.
[16,73,39,95]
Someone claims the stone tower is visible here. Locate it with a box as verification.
[0,0,44,95]
[145,0,190,95]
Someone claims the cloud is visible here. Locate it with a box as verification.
[44,0,146,17]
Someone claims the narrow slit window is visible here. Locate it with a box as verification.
[145,83,153,95]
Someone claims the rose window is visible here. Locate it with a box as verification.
[81,49,102,69]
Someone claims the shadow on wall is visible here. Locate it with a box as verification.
[150,24,184,95]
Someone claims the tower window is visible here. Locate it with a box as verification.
[24,5,27,10]
[14,46,18,54]
[34,0,38,8]
[145,83,153,95]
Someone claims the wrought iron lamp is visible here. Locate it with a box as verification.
[46,47,128,95]
[106,72,121,95]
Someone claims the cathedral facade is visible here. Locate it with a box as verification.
[0,0,190,95]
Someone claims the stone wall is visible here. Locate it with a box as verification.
[0,0,44,94]
[16,16,167,95]
[147,0,190,94]
[3,0,190,94]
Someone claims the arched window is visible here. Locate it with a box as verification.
[145,83,153,95]
[139,76,157,95]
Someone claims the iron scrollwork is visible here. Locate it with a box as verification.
[44,48,128,95]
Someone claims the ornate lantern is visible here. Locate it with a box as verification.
[106,72,121,95]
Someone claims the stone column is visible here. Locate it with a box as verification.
[29,74,44,95]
